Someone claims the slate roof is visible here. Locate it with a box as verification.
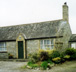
[0,20,63,41]
[69,34,76,42]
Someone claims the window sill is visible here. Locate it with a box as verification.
[0,51,7,53]
[39,49,55,51]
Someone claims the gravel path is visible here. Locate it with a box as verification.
[0,61,27,72]
[0,61,76,72]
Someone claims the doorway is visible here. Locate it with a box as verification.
[18,41,24,59]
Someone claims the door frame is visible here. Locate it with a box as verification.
[16,33,26,59]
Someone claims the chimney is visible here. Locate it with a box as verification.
[63,2,69,22]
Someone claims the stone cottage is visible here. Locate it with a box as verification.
[0,3,73,59]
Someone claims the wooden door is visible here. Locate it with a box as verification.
[18,41,24,59]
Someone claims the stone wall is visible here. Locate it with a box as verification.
[62,23,72,49]
[26,39,57,57]
[7,41,16,58]
[55,21,72,52]
[0,52,8,59]
[26,40,39,57]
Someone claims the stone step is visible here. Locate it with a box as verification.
[0,59,28,62]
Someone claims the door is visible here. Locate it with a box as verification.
[18,41,24,59]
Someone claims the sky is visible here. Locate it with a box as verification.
[0,0,76,33]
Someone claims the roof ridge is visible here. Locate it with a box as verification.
[0,19,62,28]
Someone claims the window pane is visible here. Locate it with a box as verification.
[0,42,6,51]
[40,40,43,45]
[0,48,2,51]
[0,43,4,47]
[44,40,46,44]
[43,46,45,50]
[46,45,50,48]
[47,40,50,45]
[71,43,76,49]
[40,40,54,50]
[40,40,43,49]
[45,45,51,50]
[51,39,53,44]
[41,45,45,50]
[4,43,6,47]
[40,45,43,49]
[3,48,6,51]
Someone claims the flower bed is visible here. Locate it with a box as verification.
[26,48,76,70]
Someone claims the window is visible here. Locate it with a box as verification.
[71,43,76,49]
[0,42,7,51]
[40,39,54,50]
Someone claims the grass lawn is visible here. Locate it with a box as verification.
[23,60,76,72]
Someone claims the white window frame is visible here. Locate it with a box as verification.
[0,42,7,51]
[40,39,54,50]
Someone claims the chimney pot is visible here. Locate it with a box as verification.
[64,2,67,5]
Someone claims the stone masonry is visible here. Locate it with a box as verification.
[7,41,16,58]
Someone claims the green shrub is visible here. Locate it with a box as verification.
[72,49,76,59]
[60,58,65,63]
[71,53,76,60]
[64,55,70,61]
[65,48,75,55]
[27,61,33,66]
[59,52,66,63]
[27,53,32,58]
[64,55,70,59]
[41,61,48,70]
[39,51,49,61]
[47,59,53,64]
[52,57,61,64]
[50,51,60,59]
[29,53,39,63]
[65,48,76,60]
[30,64,39,68]
[27,61,39,68]
[60,52,66,58]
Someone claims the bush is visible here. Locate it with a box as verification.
[60,52,66,58]
[64,55,70,59]
[65,48,75,55]
[31,64,39,68]
[27,61,33,66]
[41,61,48,70]
[65,48,76,60]
[47,59,54,68]
[27,61,39,68]
[50,51,60,59]
[47,50,55,57]
[28,53,39,63]
[59,52,66,63]
[39,51,49,61]
[27,53,32,58]
[52,57,61,64]
[71,53,76,60]
[52,57,61,61]
[39,49,54,56]
[39,49,44,53]
[47,59,53,64]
